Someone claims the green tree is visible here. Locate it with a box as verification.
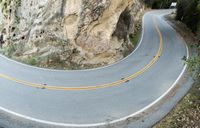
[145,0,177,9]
[176,0,200,33]
[176,0,188,20]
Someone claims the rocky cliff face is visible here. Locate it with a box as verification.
[0,0,144,69]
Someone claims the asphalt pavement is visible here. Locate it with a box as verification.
[0,10,190,128]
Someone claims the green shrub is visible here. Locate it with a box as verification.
[129,30,141,46]
[187,56,200,79]
[0,44,16,57]
[22,56,39,66]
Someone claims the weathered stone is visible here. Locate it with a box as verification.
[0,0,144,69]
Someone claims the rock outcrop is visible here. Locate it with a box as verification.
[0,0,144,69]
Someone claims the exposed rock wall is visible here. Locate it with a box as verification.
[0,0,144,69]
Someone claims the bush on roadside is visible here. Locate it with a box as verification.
[187,56,200,79]
[22,56,39,66]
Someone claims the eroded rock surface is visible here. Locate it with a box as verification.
[0,0,144,69]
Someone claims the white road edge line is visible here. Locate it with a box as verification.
[0,12,190,127]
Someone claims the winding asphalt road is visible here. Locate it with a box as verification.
[0,10,189,127]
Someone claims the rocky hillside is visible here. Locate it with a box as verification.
[0,0,144,69]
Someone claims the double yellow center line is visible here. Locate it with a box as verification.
[0,17,163,91]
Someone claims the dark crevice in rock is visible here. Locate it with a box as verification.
[112,8,132,41]
[60,0,67,17]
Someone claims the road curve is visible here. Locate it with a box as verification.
[0,10,189,127]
